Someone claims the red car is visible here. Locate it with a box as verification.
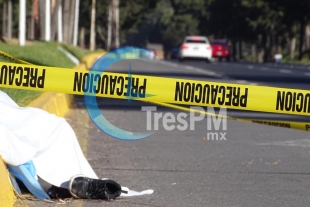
[211,39,230,61]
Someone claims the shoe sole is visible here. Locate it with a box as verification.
[68,174,85,198]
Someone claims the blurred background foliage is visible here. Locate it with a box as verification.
[0,0,309,62]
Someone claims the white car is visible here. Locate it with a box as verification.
[178,36,212,62]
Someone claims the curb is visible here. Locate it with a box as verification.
[73,51,106,70]
[0,50,106,206]
[0,156,16,207]
[27,92,73,117]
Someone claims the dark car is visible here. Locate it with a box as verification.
[211,39,230,61]
[170,48,179,59]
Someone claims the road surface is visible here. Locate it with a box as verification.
[26,59,310,207]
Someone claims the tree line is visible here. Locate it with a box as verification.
[134,0,310,62]
[1,0,310,62]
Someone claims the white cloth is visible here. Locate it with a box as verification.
[120,186,154,197]
[0,90,98,188]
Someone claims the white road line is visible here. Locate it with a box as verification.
[184,65,195,70]
[247,65,254,69]
[280,69,292,74]
[167,62,179,67]
[304,72,310,76]
[193,68,217,76]
[235,80,250,84]
[260,67,269,71]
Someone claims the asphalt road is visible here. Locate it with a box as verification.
[28,59,310,207]
[169,59,310,90]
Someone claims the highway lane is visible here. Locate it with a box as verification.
[167,59,310,90]
[61,59,310,207]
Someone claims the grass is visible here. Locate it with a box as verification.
[243,50,310,64]
[0,39,91,106]
[281,55,310,65]
[0,40,76,67]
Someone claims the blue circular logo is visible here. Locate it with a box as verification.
[84,46,155,141]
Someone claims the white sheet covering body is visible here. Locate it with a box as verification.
[0,91,98,188]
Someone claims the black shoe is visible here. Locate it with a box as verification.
[47,186,72,199]
[68,175,122,200]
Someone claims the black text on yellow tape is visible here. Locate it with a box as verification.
[0,65,45,88]
[0,61,310,133]
[73,72,147,98]
[174,82,248,107]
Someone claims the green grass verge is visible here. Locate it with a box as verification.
[0,41,76,67]
[0,40,91,106]
[244,52,310,64]
[281,56,310,65]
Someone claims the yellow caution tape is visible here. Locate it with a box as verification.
[0,61,310,116]
[151,101,310,132]
[0,50,32,65]
[0,50,309,132]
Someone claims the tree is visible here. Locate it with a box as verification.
[7,0,12,38]
[57,0,63,42]
[106,2,112,50]
[155,0,206,57]
[62,0,75,44]
[38,0,45,40]
[112,0,119,48]
[78,0,102,48]
[50,0,58,41]
[45,0,50,41]
[19,0,26,46]
[119,0,157,46]
[89,0,96,50]
[2,0,12,39]
[2,1,7,38]
[73,0,80,46]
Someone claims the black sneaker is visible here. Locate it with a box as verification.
[68,174,122,200]
[47,186,72,199]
